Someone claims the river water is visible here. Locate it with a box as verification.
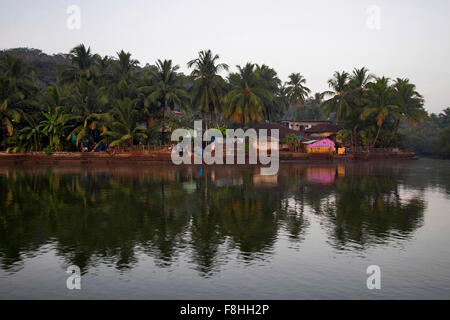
[0,159,449,299]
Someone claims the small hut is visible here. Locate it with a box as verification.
[303,138,335,153]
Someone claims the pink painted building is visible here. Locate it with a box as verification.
[304,138,335,153]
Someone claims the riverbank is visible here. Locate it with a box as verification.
[0,150,417,165]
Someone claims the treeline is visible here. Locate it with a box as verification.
[399,108,450,157]
[0,45,307,152]
[322,69,448,157]
[0,45,448,157]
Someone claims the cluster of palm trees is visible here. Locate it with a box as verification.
[0,44,426,152]
[323,68,426,148]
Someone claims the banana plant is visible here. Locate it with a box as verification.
[38,107,68,151]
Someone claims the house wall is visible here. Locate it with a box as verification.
[307,139,335,149]
[280,121,329,131]
[252,139,279,151]
[306,138,335,153]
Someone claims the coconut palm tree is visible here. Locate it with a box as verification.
[302,92,325,120]
[64,79,108,149]
[360,77,400,147]
[0,54,38,117]
[60,44,100,83]
[342,67,375,138]
[285,73,311,107]
[0,100,20,139]
[273,84,291,121]
[323,71,351,122]
[21,113,41,151]
[223,63,272,124]
[101,98,147,148]
[0,55,39,149]
[392,78,426,135]
[144,59,189,144]
[115,50,140,81]
[349,67,374,92]
[96,55,115,86]
[0,55,36,97]
[256,64,283,121]
[12,113,42,152]
[42,85,72,114]
[108,51,140,101]
[187,49,228,126]
[438,107,450,127]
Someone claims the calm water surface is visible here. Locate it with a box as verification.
[0,159,449,299]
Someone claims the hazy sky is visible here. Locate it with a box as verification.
[1,0,449,113]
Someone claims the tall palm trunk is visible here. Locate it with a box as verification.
[34,134,38,152]
[372,123,383,148]
[387,119,402,147]
[393,119,400,136]
[161,100,166,145]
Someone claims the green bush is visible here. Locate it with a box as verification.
[43,145,55,155]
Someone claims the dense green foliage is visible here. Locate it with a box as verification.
[0,45,448,157]
[324,68,426,149]
[399,108,450,157]
[0,46,292,151]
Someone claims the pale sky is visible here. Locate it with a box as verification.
[1,0,449,114]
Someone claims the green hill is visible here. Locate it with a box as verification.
[0,47,69,88]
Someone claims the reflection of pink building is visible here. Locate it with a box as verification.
[306,167,336,184]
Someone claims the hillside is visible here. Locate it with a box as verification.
[0,47,69,88]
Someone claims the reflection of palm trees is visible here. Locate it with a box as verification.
[189,171,281,274]
[321,171,425,250]
[0,163,428,276]
[279,197,310,242]
[217,189,279,258]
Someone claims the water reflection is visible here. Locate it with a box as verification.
[0,160,443,277]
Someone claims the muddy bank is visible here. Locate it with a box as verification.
[0,150,417,165]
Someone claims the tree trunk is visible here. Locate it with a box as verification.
[393,119,400,136]
[161,100,166,145]
[34,134,38,152]
[351,134,355,152]
[372,123,383,148]
[389,119,401,147]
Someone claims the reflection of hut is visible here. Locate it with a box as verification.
[306,167,336,184]
[303,138,335,153]
[253,174,278,186]
[214,177,243,187]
